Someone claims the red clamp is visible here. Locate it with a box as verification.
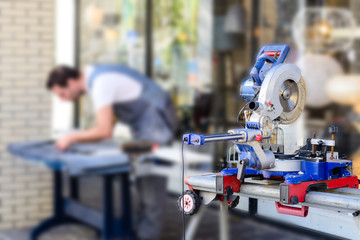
[280,176,359,204]
[152,143,159,150]
[255,134,263,141]
[275,202,309,217]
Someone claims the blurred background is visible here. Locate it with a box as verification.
[1,0,360,239]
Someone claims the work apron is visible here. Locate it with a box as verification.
[88,64,177,145]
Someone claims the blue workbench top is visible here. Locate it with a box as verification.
[8,140,130,175]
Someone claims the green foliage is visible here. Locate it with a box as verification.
[153,0,199,71]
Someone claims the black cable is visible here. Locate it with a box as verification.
[181,140,185,240]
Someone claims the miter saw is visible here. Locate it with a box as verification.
[179,44,358,217]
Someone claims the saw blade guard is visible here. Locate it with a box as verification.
[256,64,306,124]
[280,78,306,124]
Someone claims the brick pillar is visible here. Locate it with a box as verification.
[0,0,54,229]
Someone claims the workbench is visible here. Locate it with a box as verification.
[8,140,133,240]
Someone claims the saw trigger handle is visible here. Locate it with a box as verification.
[257,44,290,64]
[250,44,290,85]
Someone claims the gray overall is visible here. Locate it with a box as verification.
[88,64,177,145]
[89,65,176,239]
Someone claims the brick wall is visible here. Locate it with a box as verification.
[0,0,54,229]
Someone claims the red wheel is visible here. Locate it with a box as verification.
[178,190,201,215]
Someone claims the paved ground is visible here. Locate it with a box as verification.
[0,177,340,240]
[0,198,334,240]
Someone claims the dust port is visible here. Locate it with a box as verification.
[249,101,259,110]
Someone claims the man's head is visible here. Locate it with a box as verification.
[46,66,85,101]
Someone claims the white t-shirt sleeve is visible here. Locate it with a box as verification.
[91,76,117,110]
[90,73,143,111]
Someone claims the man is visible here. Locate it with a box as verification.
[47,64,177,150]
[46,64,177,240]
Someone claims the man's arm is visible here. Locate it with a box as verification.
[55,105,114,150]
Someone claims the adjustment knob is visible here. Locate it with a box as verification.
[329,125,338,134]
[256,134,263,141]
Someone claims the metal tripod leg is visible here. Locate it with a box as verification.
[219,197,229,240]
[185,207,205,240]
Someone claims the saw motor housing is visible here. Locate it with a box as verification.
[240,45,306,127]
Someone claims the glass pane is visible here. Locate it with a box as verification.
[79,0,146,129]
[152,0,200,106]
[80,0,146,73]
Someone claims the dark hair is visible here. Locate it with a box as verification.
[46,65,80,89]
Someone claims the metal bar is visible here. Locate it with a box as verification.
[187,174,360,211]
[219,197,229,240]
[238,184,360,211]
[305,191,360,211]
[64,199,103,229]
[70,176,79,200]
[102,175,114,239]
[53,170,64,217]
[82,165,130,176]
[185,207,205,240]
[145,0,153,78]
[119,173,132,237]
[73,0,80,128]
[204,133,245,143]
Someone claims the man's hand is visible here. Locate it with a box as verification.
[55,134,75,151]
[54,105,115,151]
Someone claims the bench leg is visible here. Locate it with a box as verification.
[31,170,76,240]
[102,173,133,240]
[102,175,114,240]
[70,176,79,200]
[120,173,132,238]
[30,216,77,240]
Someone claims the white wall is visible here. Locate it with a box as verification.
[52,0,76,136]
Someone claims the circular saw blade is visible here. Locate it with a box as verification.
[279,80,299,112]
[279,78,306,124]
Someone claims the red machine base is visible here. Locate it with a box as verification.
[276,176,359,217]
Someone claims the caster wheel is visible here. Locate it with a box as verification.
[227,196,240,209]
[178,190,201,215]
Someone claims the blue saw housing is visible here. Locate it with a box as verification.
[240,44,290,102]
[222,141,352,185]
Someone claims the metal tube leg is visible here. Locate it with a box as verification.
[54,170,64,217]
[185,206,205,240]
[120,173,132,238]
[70,176,79,200]
[102,175,114,240]
[30,170,65,240]
[219,198,229,240]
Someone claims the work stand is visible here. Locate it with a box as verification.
[185,197,258,240]
[31,169,133,240]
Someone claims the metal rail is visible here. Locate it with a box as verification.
[204,133,245,143]
[184,133,246,145]
[187,174,360,212]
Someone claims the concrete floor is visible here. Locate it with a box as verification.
[0,177,339,240]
